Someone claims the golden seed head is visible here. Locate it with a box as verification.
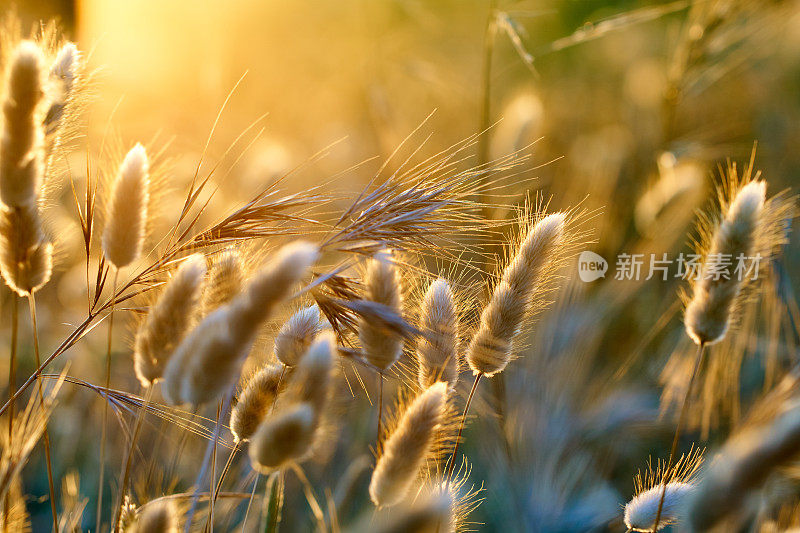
[369,382,447,508]
[359,249,404,371]
[684,181,765,345]
[230,363,285,443]
[0,40,45,208]
[248,402,316,472]
[202,249,244,313]
[102,143,150,269]
[134,254,207,387]
[467,212,565,376]
[274,305,323,367]
[417,278,459,389]
[0,203,52,296]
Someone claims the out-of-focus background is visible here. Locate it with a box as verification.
[3,0,800,530]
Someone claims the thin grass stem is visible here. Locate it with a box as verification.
[97,268,119,532]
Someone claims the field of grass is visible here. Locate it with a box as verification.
[0,1,799,531]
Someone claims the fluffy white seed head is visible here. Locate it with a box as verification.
[202,249,244,313]
[161,241,318,406]
[417,278,459,389]
[359,249,404,371]
[0,40,45,207]
[102,143,150,268]
[134,254,206,386]
[0,203,52,296]
[132,499,179,533]
[230,363,285,443]
[274,305,323,367]
[369,382,447,508]
[248,402,315,472]
[684,181,765,345]
[624,482,694,532]
[467,213,565,376]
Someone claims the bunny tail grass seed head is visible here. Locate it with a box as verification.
[684,180,765,345]
[248,402,315,472]
[370,381,448,508]
[102,143,150,269]
[686,398,800,531]
[161,241,318,406]
[624,447,703,532]
[275,305,324,366]
[132,499,179,533]
[286,329,334,413]
[359,249,404,371]
[467,212,565,376]
[365,489,455,533]
[230,363,285,443]
[417,278,459,389]
[624,482,695,532]
[202,249,244,313]
[134,254,206,387]
[0,203,52,296]
[0,40,45,208]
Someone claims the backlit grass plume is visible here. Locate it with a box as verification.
[683,157,795,346]
[684,180,765,345]
[202,249,244,313]
[248,402,316,472]
[162,241,318,405]
[0,41,45,208]
[230,363,285,443]
[417,278,459,389]
[467,212,565,376]
[359,249,404,371]
[624,448,703,532]
[370,381,448,508]
[130,499,179,533]
[0,203,52,296]
[133,254,206,387]
[284,330,335,413]
[102,143,150,269]
[275,305,325,367]
[686,397,800,530]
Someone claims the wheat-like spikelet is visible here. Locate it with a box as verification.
[274,305,324,367]
[102,143,150,269]
[686,398,800,530]
[684,180,765,345]
[201,249,244,314]
[467,212,565,376]
[131,500,179,533]
[161,241,318,405]
[417,278,459,389]
[359,249,404,371]
[0,203,52,296]
[133,254,206,387]
[248,402,316,472]
[370,381,447,508]
[230,363,285,443]
[0,40,45,208]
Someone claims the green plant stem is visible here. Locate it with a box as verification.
[28,293,59,531]
[445,373,482,486]
[651,342,707,532]
[97,268,119,532]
